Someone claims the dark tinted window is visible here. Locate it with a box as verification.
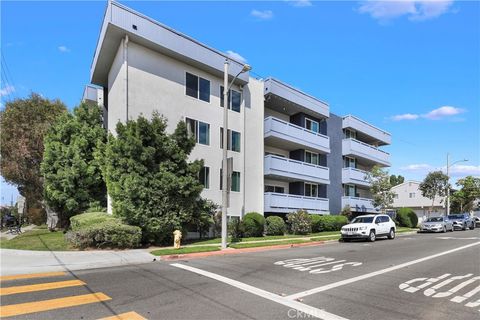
[199,78,210,102]
[231,90,241,112]
[186,73,198,98]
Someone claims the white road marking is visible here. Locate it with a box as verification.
[171,263,349,320]
[424,274,473,297]
[399,274,451,293]
[437,237,480,240]
[275,257,362,274]
[286,241,480,300]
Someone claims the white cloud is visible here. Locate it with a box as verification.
[358,0,454,22]
[58,45,71,53]
[0,85,15,97]
[251,9,274,20]
[423,106,465,120]
[400,163,479,178]
[287,0,313,7]
[226,50,247,63]
[391,113,420,121]
[389,106,465,121]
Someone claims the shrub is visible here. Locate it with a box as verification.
[265,216,286,236]
[70,212,116,231]
[311,215,348,232]
[228,217,244,241]
[242,212,265,237]
[67,220,141,249]
[396,208,417,228]
[287,210,311,235]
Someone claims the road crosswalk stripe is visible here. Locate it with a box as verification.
[0,292,111,317]
[0,280,86,296]
[0,271,67,282]
[98,311,147,320]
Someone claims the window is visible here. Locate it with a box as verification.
[344,184,356,197]
[305,118,319,133]
[305,151,319,165]
[185,72,210,102]
[344,156,356,168]
[265,185,285,193]
[409,192,416,198]
[186,118,210,145]
[219,169,240,192]
[220,86,241,112]
[305,183,318,197]
[344,129,357,139]
[220,128,241,152]
[199,166,210,189]
[375,217,382,224]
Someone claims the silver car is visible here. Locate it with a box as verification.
[419,216,453,233]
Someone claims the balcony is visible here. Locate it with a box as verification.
[342,196,378,213]
[342,167,371,187]
[264,117,330,154]
[342,138,390,167]
[264,78,329,119]
[264,192,329,214]
[264,155,330,185]
[342,115,391,146]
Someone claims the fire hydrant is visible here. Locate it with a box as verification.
[173,230,182,249]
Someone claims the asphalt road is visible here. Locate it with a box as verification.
[1,230,479,320]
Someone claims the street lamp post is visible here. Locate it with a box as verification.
[221,60,251,250]
[446,153,468,216]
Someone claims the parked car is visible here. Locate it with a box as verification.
[474,216,480,228]
[418,216,453,233]
[447,213,475,231]
[341,214,396,242]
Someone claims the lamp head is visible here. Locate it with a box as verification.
[241,64,252,72]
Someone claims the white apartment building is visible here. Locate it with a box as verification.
[392,181,445,221]
[84,1,391,217]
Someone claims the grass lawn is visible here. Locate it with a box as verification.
[397,227,417,233]
[151,246,220,256]
[0,229,71,251]
[228,239,312,249]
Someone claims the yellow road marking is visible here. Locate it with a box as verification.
[98,311,147,320]
[0,271,67,282]
[0,292,111,317]
[0,280,86,296]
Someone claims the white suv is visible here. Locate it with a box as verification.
[341,214,396,242]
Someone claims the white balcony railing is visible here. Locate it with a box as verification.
[264,155,330,184]
[342,167,371,187]
[342,115,391,145]
[342,196,378,213]
[265,192,330,214]
[342,138,390,166]
[264,116,330,153]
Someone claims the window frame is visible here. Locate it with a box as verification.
[199,166,210,189]
[185,72,211,103]
[220,85,242,112]
[305,150,319,165]
[220,127,241,152]
[186,117,210,146]
[305,118,320,133]
[265,185,285,194]
[305,183,318,198]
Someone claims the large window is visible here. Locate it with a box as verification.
[185,72,210,102]
[220,86,242,112]
[186,118,210,145]
[344,129,357,139]
[344,184,356,197]
[265,185,285,193]
[305,118,319,133]
[219,169,240,192]
[199,166,210,189]
[305,183,318,197]
[220,128,241,152]
[305,151,319,165]
[344,156,356,168]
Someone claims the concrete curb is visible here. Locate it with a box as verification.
[160,241,327,261]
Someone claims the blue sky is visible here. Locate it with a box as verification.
[1,0,479,205]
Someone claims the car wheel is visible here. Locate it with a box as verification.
[368,230,376,242]
[388,228,395,239]
[443,226,447,233]
[470,223,475,230]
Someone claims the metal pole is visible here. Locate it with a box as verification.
[446,153,450,216]
[221,60,229,250]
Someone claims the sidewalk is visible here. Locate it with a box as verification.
[0,248,156,276]
[0,225,36,240]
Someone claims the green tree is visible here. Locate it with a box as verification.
[99,114,208,244]
[0,94,66,223]
[41,103,107,227]
[365,165,395,213]
[419,171,449,215]
[450,176,480,213]
[389,174,405,186]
